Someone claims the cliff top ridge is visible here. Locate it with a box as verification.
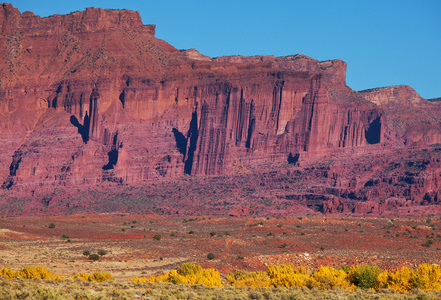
[0,3,155,35]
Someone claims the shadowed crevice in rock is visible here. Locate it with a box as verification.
[288,152,300,164]
[88,91,99,139]
[365,117,381,144]
[51,83,63,108]
[172,128,187,158]
[2,149,23,189]
[245,117,255,149]
[51,96,58,108]
[184,110,199,175]
[70,113,90,143]
[103,149,118,170]
[119,91,125,108]
[103,132,120,170]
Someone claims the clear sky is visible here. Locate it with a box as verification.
[7,0,441,99]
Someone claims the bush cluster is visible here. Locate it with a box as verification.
[75,271,114,282]
[130,263,222,287]
[0,266,65,281]
[89,253,100,261]
[0,267,114,283]
[4,263,441,293]
[226,263,441,293]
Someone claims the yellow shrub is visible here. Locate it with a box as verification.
[180,263,203,276]
[156,263,222,287]
[410,264,441,292]
[75,271,114,282]
[0,266,64,281]
[129,276,156,283]
[226,270,271,287]
[308,266,351,290]
[267,264,310,287]
[154,274,166,283]
[76,272,91,281]
[0,268,16,279]
[378,267,413,293]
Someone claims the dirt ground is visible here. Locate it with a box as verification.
[1,214,440,280]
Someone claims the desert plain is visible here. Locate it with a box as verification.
[1,214,441,281]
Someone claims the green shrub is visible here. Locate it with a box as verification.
[97,249,108,256]
[207,253,215,260]
[89,254,100,261]
[48,223,55,229]
[82,250,90,256]
[348,265,382,289]
[61,234,69,239]
[421,241,432,247]
[210,232,216,236]
[153,234,162,241]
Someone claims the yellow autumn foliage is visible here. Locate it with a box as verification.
[4,263,441,294]
[147,263,222,287]
[411,264,441,292]
[267,264,310,288]
[226,270,271,287]
[75,271,114,282]
[0,266,65,281]
[378,266,413,293]
[308,266,352,290]
[129,276,156,283]
[378,264,441,293]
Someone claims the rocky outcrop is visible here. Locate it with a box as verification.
[0,4,440,216]
[0,3,154,35]
[0,4,391,192]
[359,85,441,145]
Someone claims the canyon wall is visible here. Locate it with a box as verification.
[359,85,441,145]
[0,4,388,193]
[0,4,440,216]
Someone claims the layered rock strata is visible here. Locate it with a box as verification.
[0,4,440,216]
[0,4,388,193]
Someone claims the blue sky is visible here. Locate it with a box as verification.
[8,0,441,99]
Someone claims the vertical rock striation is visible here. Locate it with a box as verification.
[2,4,439,217]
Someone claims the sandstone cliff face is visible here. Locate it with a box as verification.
[0,3,153,35]
[0,4,389,193]
[0,4,440,216]
[359,85,441,145]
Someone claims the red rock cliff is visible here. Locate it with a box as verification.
[0,3,154,35]
[0,4,416,202]
[360,85,441,145]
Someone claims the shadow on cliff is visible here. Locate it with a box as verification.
[103,132,120,170]
[365,117,381,144]
[70,114,90,143]
[172,128,187,157]
[172,109,199,175]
